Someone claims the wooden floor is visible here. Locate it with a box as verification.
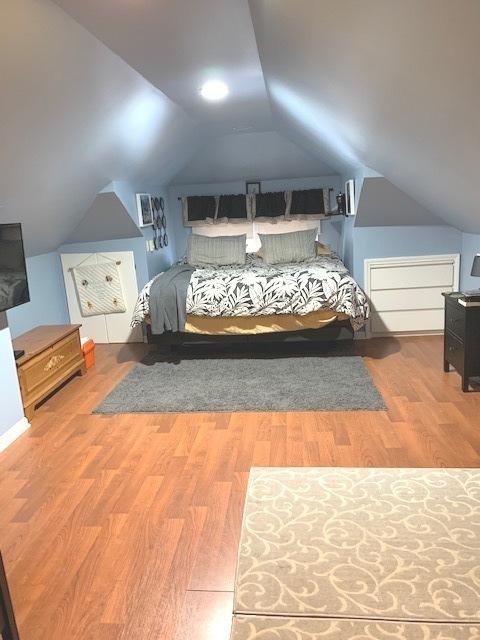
[1,335,480,640]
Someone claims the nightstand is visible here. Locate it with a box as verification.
[12,324,85,419]
[442,293,480,391]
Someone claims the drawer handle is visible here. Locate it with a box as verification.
[44,354,65,372]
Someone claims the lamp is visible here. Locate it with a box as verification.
[463,254,480,297]
[471,254,480,278]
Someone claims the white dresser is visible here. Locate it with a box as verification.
[364,254,460,336]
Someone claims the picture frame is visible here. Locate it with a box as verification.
[345,180,356,216]
[246,181,261,195]
[136,193,154,227]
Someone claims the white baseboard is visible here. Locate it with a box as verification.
[0,416,30,453]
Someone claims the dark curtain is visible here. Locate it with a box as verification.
[185,196,216,223]
[254,191,287,219]
[290,188,327,216]
[217,194,248,220]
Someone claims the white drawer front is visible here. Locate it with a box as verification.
[370,286,452,312]
[371,309,445,334]
[370,263,454,290]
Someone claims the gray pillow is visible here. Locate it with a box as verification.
[187,233,247,267]
[258,228,317,264]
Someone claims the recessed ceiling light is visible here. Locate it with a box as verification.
[200,80,229,101]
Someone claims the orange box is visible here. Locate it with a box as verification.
[82,338,95,369]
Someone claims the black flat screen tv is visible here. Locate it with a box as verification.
[0,223,30,312]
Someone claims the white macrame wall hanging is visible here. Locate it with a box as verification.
[72,258,126,317]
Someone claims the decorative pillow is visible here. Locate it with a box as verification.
[257,239,331,260]
[258,228,317,265]
[316,241,332,256]
[187,233,246,267]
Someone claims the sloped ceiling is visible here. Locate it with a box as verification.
[249,0,480,232]
[52,0,273,136]
[0,0,200,257]
[65,193,142,244]
[172,131,335,185]
[356,178,445,227]
[2,0,478,259]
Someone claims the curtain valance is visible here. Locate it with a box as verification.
[182,194,253,226]
[181,188,332,227]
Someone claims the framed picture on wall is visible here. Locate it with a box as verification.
[345,180,356,216]
[246,181,261,195]
[136,193,154,227]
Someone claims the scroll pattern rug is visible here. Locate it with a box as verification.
[231,467,480,639]
[231,616,480,639]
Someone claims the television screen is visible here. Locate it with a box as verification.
[0,223,30,312]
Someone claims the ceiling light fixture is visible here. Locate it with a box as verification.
[200,80,229,101]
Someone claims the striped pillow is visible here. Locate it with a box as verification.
[187,233,246,267]
[258,228,317,264]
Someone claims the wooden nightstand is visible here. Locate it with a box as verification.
[12,325,86,419]
[442,293,480,391]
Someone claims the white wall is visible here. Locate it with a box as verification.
[0,315,25,437]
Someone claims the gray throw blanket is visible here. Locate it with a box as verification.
[148,264,195,334]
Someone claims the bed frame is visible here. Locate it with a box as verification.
[146,318,353,348]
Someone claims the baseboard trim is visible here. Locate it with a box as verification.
[0,417,30,453]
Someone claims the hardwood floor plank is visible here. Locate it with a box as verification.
[0,336,479,639]
[173,591,233,640]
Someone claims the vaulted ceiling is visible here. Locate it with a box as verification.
[172,131,336,185]
[1,0,479,256]
[249,0,480,232]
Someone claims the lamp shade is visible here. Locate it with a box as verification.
[471,254,480,277]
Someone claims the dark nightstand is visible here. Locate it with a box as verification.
[443,292,480,391]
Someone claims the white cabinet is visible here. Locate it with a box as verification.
[364,254,460,337]
[61,251,143,344]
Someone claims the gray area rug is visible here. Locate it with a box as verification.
[94,353,385,413]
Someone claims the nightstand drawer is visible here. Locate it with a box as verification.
[445,330,465,372]
[445,301,465,341]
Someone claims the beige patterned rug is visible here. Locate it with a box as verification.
[232,616,480,639]
[231,467,480,639]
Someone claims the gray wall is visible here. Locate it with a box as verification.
[65,193,142,244]
[356,178,444,227]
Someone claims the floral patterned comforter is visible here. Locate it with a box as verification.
[131,254,369,330]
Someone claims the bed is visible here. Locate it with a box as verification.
[131,252,369,345]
